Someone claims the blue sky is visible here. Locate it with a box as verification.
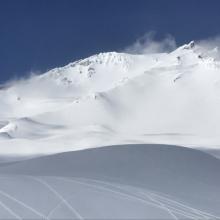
[1,0,220,83]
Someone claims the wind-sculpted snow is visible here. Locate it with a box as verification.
[1,42,220,156]
[0,144,219,219]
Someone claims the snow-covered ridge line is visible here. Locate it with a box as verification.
[1,42,220,156]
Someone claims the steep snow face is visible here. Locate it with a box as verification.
[1,42,220,156]
[38,52,164,95]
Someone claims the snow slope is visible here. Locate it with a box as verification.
[1,41,220,156]
[0,144,219,219]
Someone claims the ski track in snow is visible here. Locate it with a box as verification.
[0,174,219,219]
[0,199,22,220]
[50,177,171,218]
[69,177,220,220]
[53,176,219,220]
[31,177,84,220]
[0,189,46,219]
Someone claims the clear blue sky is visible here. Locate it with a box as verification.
[1,0,220,83]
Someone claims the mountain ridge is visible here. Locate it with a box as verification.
[1,42,220,156]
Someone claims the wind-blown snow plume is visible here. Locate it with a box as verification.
[197,36,220,60]
[123,31,177,54]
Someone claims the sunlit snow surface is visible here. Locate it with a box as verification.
[1,42,220,156]
[0,144,220,219]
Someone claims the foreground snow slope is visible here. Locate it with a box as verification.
[1,41,220,155]
[0,144,219,219]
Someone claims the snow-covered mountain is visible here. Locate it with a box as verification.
[1,41,220,156]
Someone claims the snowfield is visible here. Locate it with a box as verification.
[0,144,219,219]
[1,41,220,156]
